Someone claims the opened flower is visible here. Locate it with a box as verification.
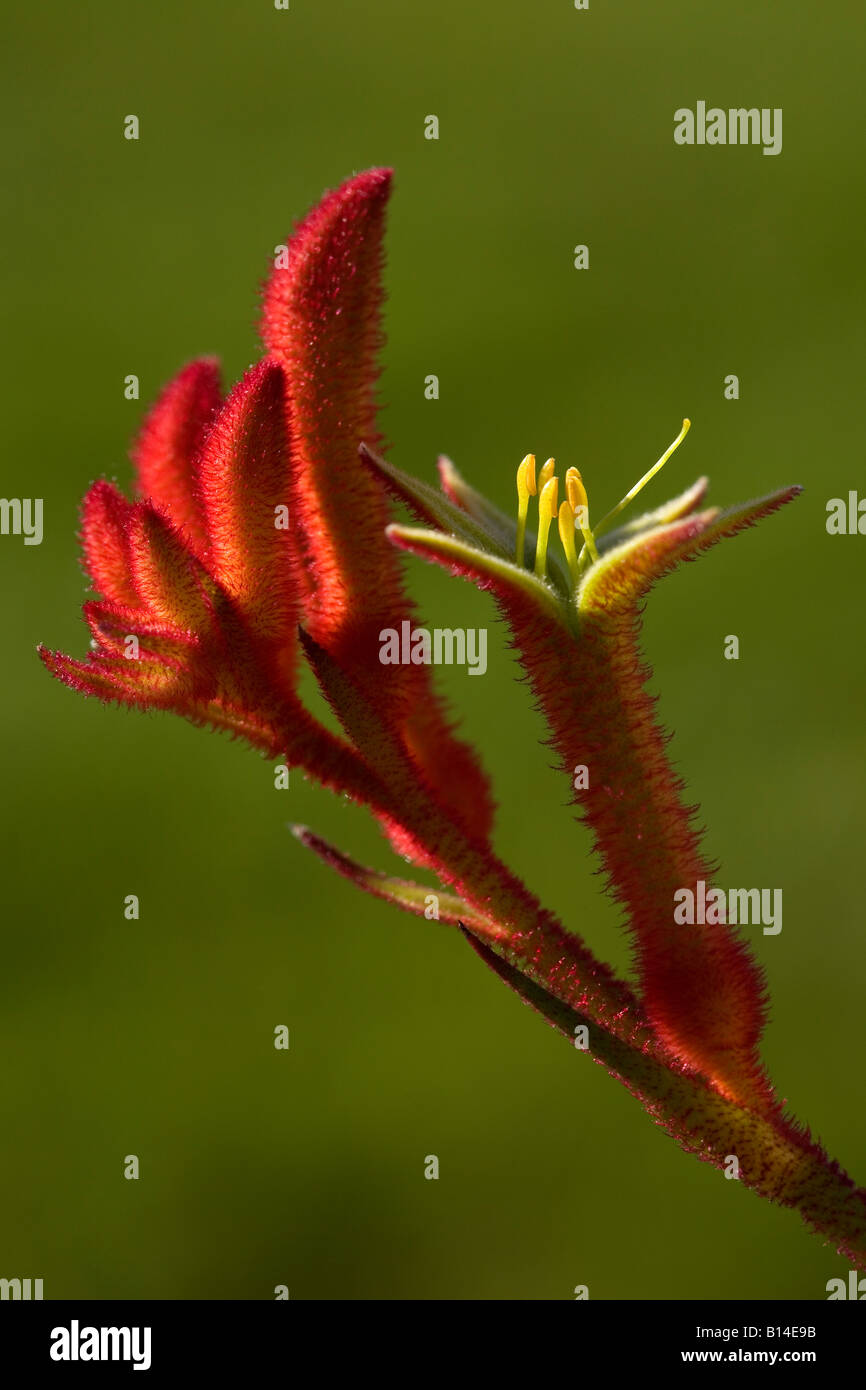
[41,168,866,1271]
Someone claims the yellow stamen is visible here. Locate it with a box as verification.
[565,466,585,515]
[557,500,581,585]
[593,418,691,539]
[515,454,537,566]
[534,475,559,578]
[565,466,599,566]
[538,457,556,491]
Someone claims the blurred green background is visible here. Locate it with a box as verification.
[2,0,864,1300]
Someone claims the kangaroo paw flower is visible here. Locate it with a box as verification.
[381,425,801,1111]
[41,167,866,1273]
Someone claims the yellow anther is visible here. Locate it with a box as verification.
[565,466,587,515]
[565,466,599,566]
[594,418,691,540]
[534,475,559,578]
[517,453,537,502]
[515,454,537,566]
[557,500,581,586]
[538,457,556,491]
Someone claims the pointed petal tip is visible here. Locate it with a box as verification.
[131,356,224,551]
[220,354,286,404]
[130,356,224,465]
[38,647,118,701]
[320,166,393,206]
[349,165,393,190]
[580,482,804,617]
[436,455,460,493]
[83,477,128,505]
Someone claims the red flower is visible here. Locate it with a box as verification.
[40,171,491,828]
[40,169,866,1270]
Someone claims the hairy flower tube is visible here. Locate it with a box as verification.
[41,168,866,1271]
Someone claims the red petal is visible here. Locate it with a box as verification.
[83,599,201,666]
[197,359,296,646]
[38,646,191,708]
[262,175,495,840]
[79,481,138,606]
[260,168,394,636]
[131,357,222,554]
